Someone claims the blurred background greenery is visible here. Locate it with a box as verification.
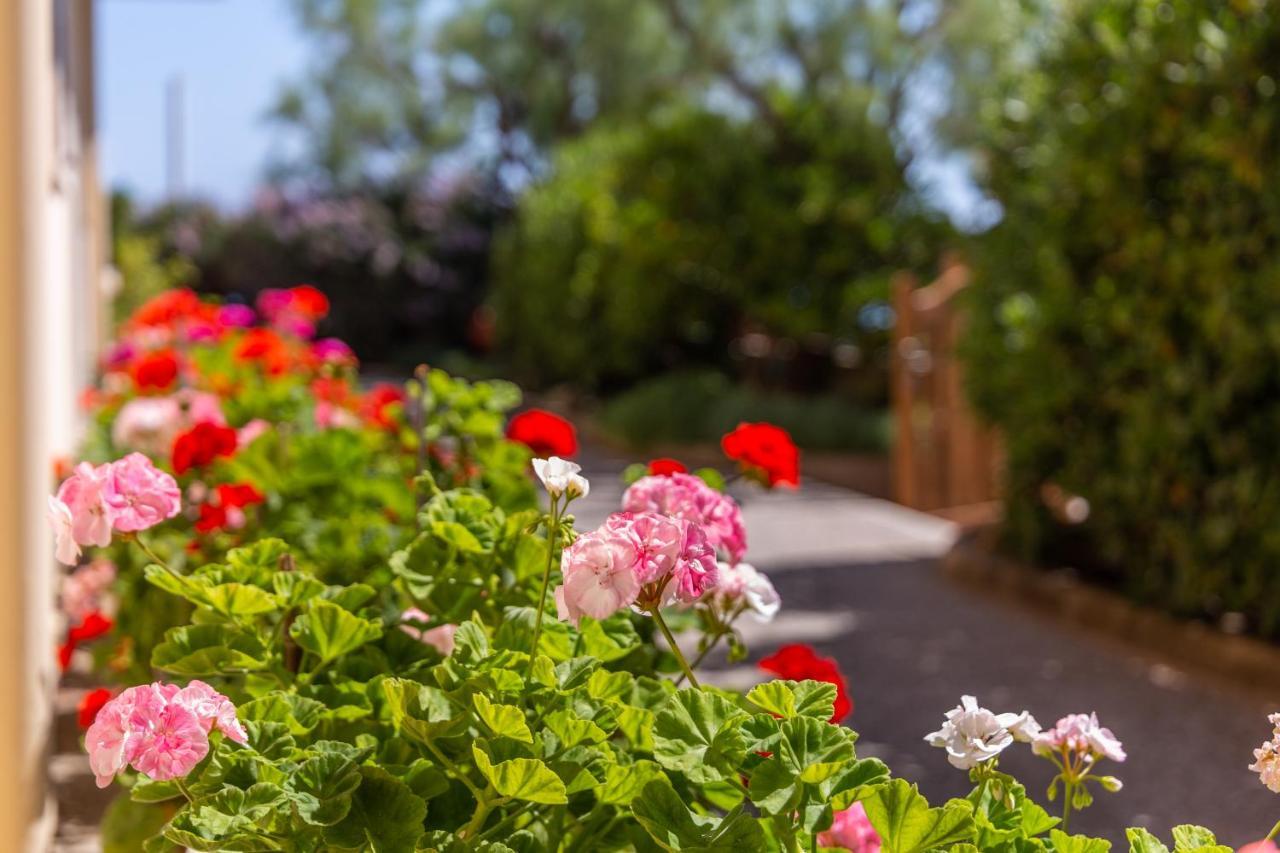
[112,0,1280,636]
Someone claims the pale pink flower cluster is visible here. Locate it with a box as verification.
[622,473,747,564]
[554,511,718,625]
[818,803,881,853]
[1250,713,1280,793]
[398,607,458,656]
[48,454,181,565]
[85,680,247,788]
[1032,712,1126,763]
[61,558,116,622]
[710,560,781,622]
[112,390,226,457]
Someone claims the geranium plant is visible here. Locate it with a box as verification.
[49,286,1272,851]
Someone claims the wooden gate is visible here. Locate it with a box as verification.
[891,259,1003,522]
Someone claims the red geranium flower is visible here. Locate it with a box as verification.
[758,643,852,723]
[506,409,578,458]
[172,422,239,474]
[196,482,266,532]
[721,422,800,488]
[130,350,181,392]
[77,688,113,729]
[234,328,292,375]
[128,288,205,328]
[58,611,115,672]
[360,383,405,430]
[288,285,330,319]
[647,458,688,477]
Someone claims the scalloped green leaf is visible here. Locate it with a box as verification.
[472,746,567,804]
[290,599,382,664]
[863,779,975,853]
[473,693,533,743]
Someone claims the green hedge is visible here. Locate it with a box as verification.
[964,1,1280,634]
[490,101,950,391]
[599,370,890,455]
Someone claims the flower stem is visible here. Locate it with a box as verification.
[174,778,196,804]
[1267,817,1280,841]
[528,497,560,672]
[1060,779,1074,833]
[651,607,699,689]
[132,531,177,575]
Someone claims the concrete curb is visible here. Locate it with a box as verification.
[942,533,1280,698]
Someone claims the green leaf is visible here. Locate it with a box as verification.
[543,709,607,748]
[164,784,285,851]
[272,572,326,608]
[597,760,666,806]
[652,689,750,783]
[151,624,268,676]
[1170,826,1227,852]
[746,680,837,721]
[285,752,363,826]
[290,599,383,664]
[1053,829,1113,853]
[632,777,765,851]
[863,779,975,853]
[423,490,502,553]
[382,679,467,743]
[577,614,642,662]
[224,539,290,582]
[323,766,428,853]
[826,758,891,809]
[473,693,533,743]
[199,583,280,618]
[238,693,326,735]
[472,746,567,804]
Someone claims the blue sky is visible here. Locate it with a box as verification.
[99,0,306,209]
[98,0,986,225]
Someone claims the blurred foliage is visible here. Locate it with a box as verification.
[271,0,1010,189]
[127,178,502,365]
[963,0,1280,634]
[110,193,195,326]
[600,370,890,454]
[490,101,951,391]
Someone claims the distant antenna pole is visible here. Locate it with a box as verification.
[166,74,185,199]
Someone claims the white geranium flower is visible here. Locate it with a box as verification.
[532,456,589,500]
[714,561,781,622]
[925,695,1040,769]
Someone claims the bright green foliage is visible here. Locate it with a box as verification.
[964,1,1280,635]
[491,103,949,390]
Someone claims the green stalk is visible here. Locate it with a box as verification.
[1267,817,1280,841]
[651,606,700,688]
[528,496,560,672]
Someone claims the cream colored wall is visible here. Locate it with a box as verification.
[0,0,106,848]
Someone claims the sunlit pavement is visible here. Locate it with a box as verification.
[578,448,1280,846]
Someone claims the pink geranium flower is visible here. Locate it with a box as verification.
[60,557,116,622]
[819,803,881,853]
[174,679,249,744]
[603,512,683,586]
[554,529,642,625]
[128,700,210,782]
[664,520,718,605]
[622,473,747,564]
[1033,712,1126,763]
[101,453,182,533]
[55,462,115,553]
[84,680,245,788]
[399,607,458,656]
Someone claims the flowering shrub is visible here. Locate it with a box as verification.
[51,286,1278,849]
